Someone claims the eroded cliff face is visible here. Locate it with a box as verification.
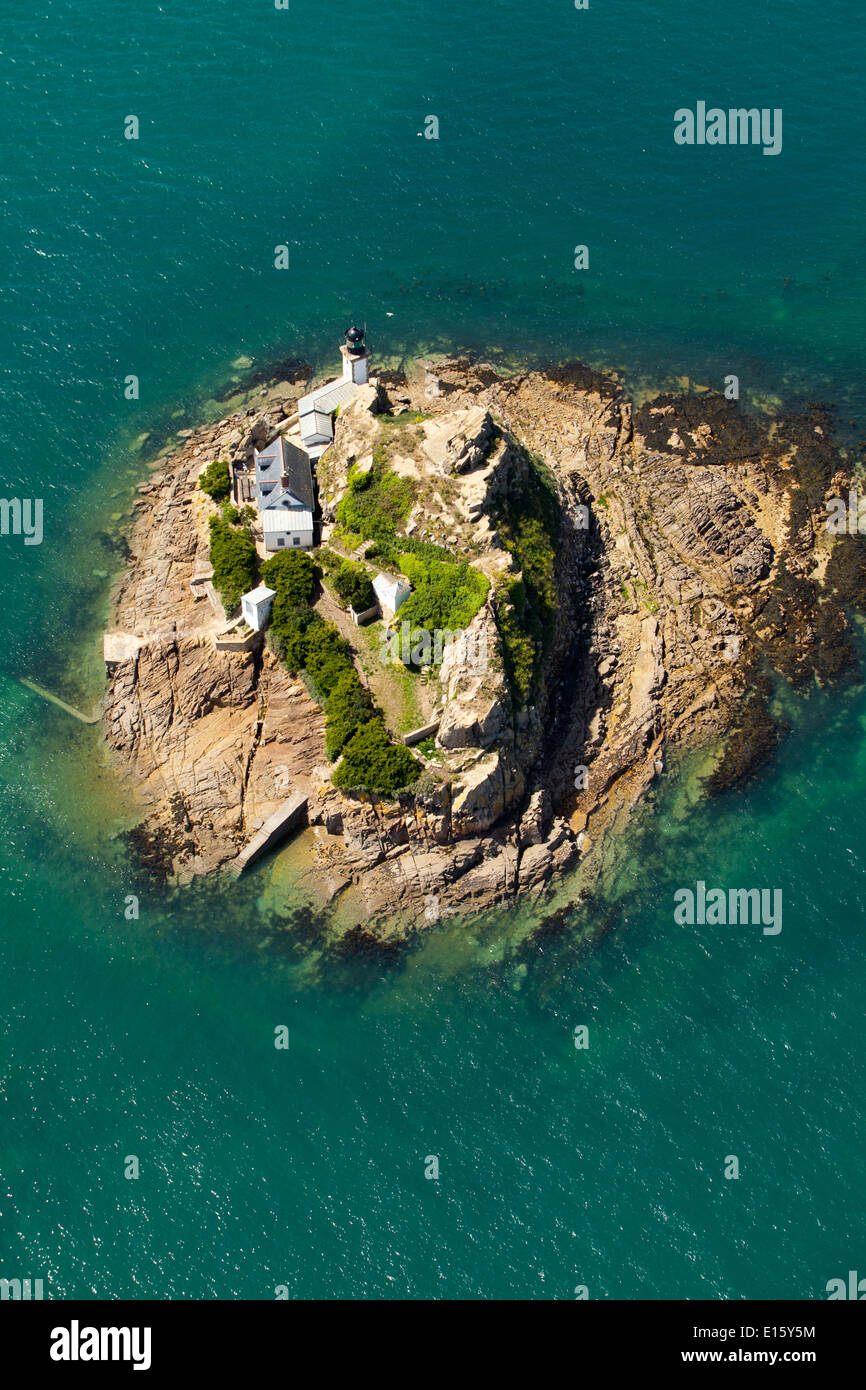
[102,357,863,933]
[103,378,327,885]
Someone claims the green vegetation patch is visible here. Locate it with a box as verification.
[493,575,536,706]
[489,452,560,704]
[333,559,376,613]
[376,411,432,429]
[324,669,377,761]
[303,620,356,702]
[268,601,319,671]
[208,513,259,615]
[397,552,489,640]
[262,546,417,793]
[633,577,660,614]
[332,718,419,796]
[199,458,232,502]
[261,549,315,606]
[336,457,416,543]
[364,534,450,570]
[262,550,318,666]
[315,546,342,579]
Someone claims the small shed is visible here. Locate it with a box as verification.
[300,377,357,416]
[240,584,277,632]
[298,405,334,448]
[373,573,412,619]
[298,376,358,458]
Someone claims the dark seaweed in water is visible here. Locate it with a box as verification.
[633,390,764,466]
[212,357,311,403]
[96,529,131,563]
[135,359,313,459]
[332,925,406,963]
[826,533,866,612]
[121,793,198,884]
[543,359,621,401]
[704,692,784,797]
[749,559,858,687]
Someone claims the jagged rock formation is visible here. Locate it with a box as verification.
[102,356,864,933]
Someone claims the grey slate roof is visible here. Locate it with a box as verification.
[253,435,314,513]
[298,376,359,451]
[299,377,357,416]
[299,408,333,448]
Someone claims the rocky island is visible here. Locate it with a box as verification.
[102,344,865,937]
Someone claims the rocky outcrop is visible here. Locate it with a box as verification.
[436,607,509,750]
[444,405,495,473]
[101,354,864,937]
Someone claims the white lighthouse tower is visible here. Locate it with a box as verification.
[340,325,370,385]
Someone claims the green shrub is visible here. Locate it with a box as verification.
[259,550,317,662]
[257,528,417,792]
[303,620,355,700]
[199,458,232,502]
[269,600,319,671]
[208,515,258,614]
[261,548,315,607]
[347,464,374,492]
[332,718,419,795]
[316,547,343,578]
[397,554,488,633]
[365,533,450,569]
[325,670,376,760]
[333,560,376,612]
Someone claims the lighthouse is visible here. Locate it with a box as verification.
[341,324,370,385]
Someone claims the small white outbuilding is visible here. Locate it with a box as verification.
[373,573,412,619]
[241,585,276,632]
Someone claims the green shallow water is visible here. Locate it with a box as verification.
[1,0,865,1299]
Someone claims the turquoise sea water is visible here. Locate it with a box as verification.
[1,0,865,1298]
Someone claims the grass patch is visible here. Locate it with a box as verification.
[353,621,426,732]
[377,411,432,428]
[633,577,660,614]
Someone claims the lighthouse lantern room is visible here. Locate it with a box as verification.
[341,325,370,385]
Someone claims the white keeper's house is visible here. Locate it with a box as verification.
[253,435,316,551]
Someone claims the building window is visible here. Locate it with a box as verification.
[277,537,285,547]
[292,537,300,546]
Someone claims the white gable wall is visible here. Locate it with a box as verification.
[264,529,313,552]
